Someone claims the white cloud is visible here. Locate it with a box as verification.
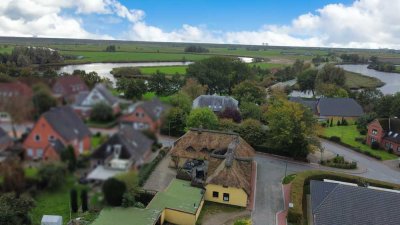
[124,0,400,49]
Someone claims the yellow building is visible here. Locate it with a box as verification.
[170,128,256,209]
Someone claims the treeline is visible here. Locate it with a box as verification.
[0,46,63,67]
[368,56,396,72]
[339,53,368,64]
[184,45,209,53]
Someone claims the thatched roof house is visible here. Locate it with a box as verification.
[170,128,255,160]
[170,128,255,195]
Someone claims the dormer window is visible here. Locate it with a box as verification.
[372,129,378,135]
[186,146,195,152]
[114,144,122,158]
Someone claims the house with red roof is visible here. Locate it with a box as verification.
[0,82,33,122]
[52,75,88,103]
[119,99,165,133]
[23,106,91,160]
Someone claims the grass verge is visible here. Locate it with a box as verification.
[322,125,397,160]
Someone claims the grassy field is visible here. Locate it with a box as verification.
[345,71,385,89]
[140,65,187,75]
[30,175,87,225]
[250,62,287,69]
[323,125,397,160]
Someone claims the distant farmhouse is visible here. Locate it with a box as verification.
[290,97,364,119]
[170,128,256,208]
[73,83,120,118]
[52,75,88,103]
[0,81,32,122]
[23,106,91,160]
[367,118,400,155]
[88,127,153,181]
[119,99,165,133]
[310,180,400,225]
[193,95,239,113]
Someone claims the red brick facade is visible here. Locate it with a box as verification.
[366,119,400,155]
[119,106,161,133]
[23,117,91,160]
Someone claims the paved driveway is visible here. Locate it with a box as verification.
[253,154,312,225]
[143,154,176,192]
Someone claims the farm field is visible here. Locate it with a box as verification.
[139,65,188,75]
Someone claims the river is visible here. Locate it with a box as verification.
[337,64,399,94]
[56,61,193,83]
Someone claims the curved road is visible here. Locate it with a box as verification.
[253,140,400,225]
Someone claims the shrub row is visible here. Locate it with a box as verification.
[138,148,168,186]
[287,170,400,224]
[319,135,382,160]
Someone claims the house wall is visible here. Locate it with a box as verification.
[43,146,61,161]
[204,184,248,207]
[366,120,385,146]
[380,139,400,155]
[120,107,158,132]
[23,117,65,160]
[23,117,91,160]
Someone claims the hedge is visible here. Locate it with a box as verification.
[319,135,382,160]
[138,148,168,186]
[287,170,400,224]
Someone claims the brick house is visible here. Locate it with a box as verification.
[366,118,400,155]
[119,99,165,133]
[73,83,120,118]
[0,82,33,122]
[23,106,91,160]
[52,75,88,103]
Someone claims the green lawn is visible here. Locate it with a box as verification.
[30,176,87,225]
[196,202,244,225]
[91,136,104,149]
[139,65,188,75]
[92,207,161,225]
[345,71,385,89]
[62,51,211,63]
[323,125,398,160]
[142,92,172,103]
[249,62,287,69]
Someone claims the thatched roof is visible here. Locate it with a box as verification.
[206,157,253,194]
[171,128,255,194]
[170,128,255,160]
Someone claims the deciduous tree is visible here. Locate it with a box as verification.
[186,108,218,130]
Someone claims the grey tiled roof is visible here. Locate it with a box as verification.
[317,98,364,117]
[91,127,153,161]
[289,97,318,114]
[140,98,165,120]
[43,106,91,141]
[193,95,238,112]
[311,180,400,225]
[94,84,119,105]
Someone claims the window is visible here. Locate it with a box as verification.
[34,134,41,142]
[37,149,43,158]
[48,135,55,141]
[27,149,33,157]
[372,129,378,135]
[212,191,219,198]
[223,193,229,202]
[397,146,400,152]
[385,142,391,150]
[371,137,376,143]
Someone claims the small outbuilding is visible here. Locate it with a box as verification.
[41,215,62,225]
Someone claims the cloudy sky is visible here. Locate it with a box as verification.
[0,0,399,49]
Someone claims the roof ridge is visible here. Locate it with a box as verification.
[313,182,340,214]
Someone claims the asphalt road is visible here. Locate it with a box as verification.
[320,139,400,184]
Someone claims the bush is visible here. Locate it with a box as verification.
[337,120,341,126]
[81,189,89,212]
[102,178,127,206]
[354,137,365,143]
[359,130,367,135]
[121,192,136,208]
[371,141,380,150]
[70,189,78,213]
[329,136,341,143]
[90,102,114,122]
[37,163,67,190]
